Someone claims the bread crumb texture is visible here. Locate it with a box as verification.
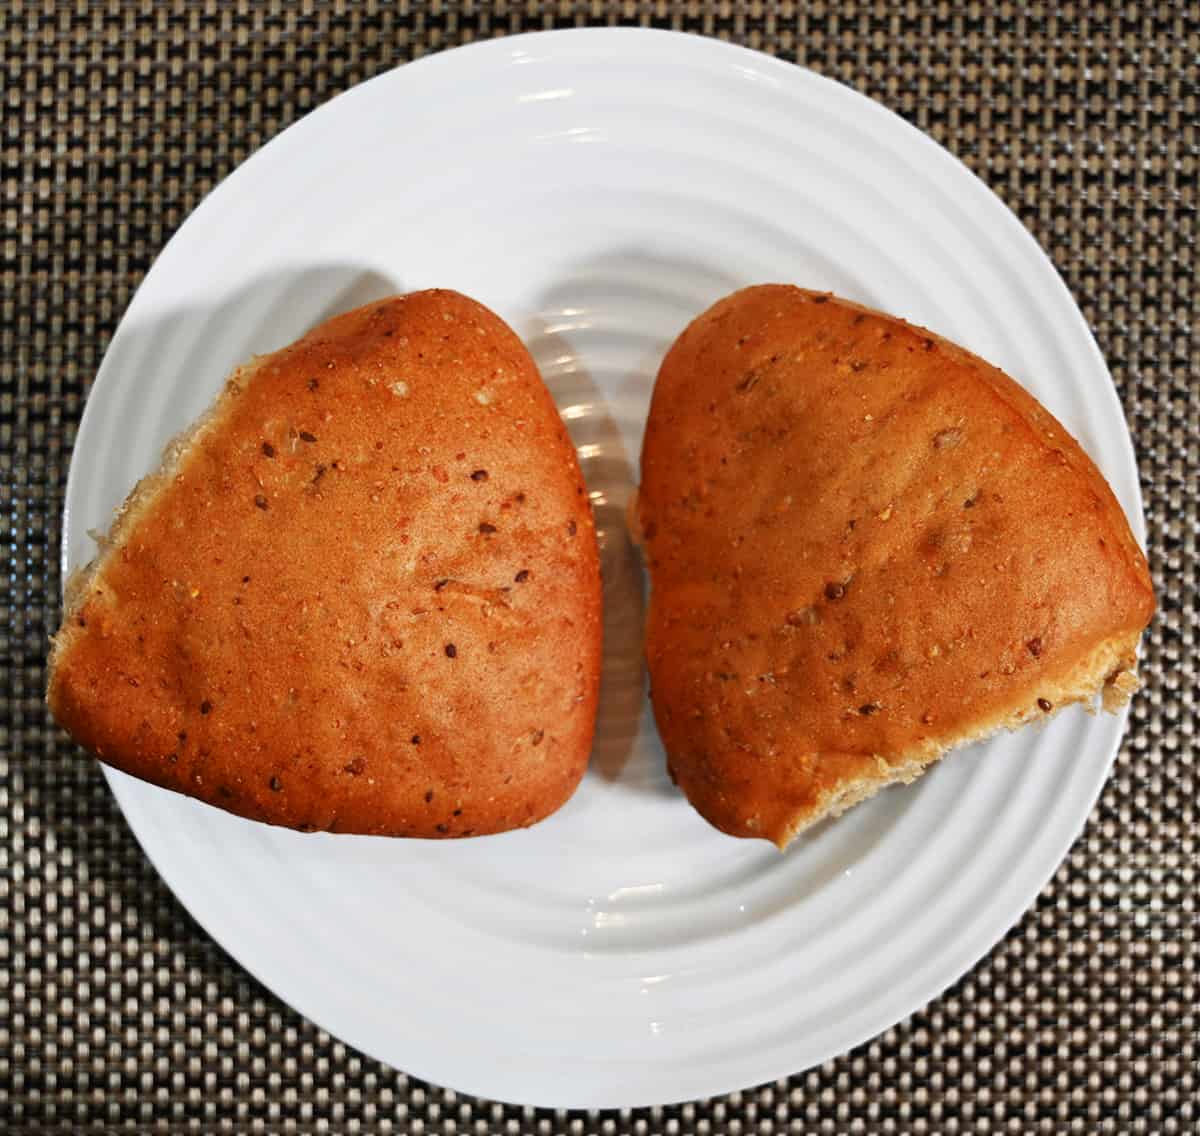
[48,290,602,837]
[638,285,1155,848]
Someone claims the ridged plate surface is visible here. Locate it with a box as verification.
[63,28,1145,1109]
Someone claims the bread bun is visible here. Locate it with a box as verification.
[637,285,1154,848]
[49,289,602,837]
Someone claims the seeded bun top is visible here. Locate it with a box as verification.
[637,285,1153,847]
[48,290,603,837]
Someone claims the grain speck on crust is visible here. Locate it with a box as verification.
[786,606,819,627]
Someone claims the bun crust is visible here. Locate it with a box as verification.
[49,290,602,837]
[638,285,1154,848]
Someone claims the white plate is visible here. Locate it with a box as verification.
[63,28,1145,1109]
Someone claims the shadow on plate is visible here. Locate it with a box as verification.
[524,248,747,791]
[523,316,647,785]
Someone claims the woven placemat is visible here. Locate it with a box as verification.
[2,1,1196,1131]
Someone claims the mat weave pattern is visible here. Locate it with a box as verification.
[2,2,1196,1132]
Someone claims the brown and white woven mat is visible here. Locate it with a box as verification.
[2,2,1196,1131]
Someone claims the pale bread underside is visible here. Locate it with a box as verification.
[776,631,1142,849]
[50,362,263,688]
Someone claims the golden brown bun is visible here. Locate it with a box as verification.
[48,290,602,837]
[638,285,1154,848]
